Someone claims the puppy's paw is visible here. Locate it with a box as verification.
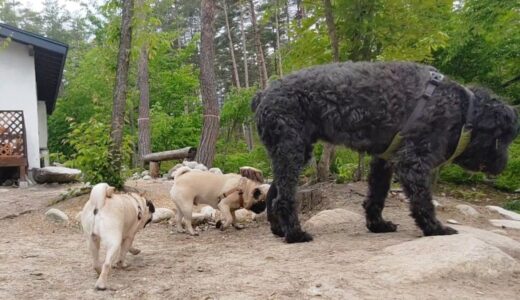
[95,281,107,291]
[129,247,141,255]
[366,220,398,233]
[285,230,313,243]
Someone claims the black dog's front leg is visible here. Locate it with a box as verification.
[395,143,457,236]
[363,157,398,233]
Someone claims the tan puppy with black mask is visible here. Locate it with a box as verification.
[170,167,270,235]
[80,183,155,290]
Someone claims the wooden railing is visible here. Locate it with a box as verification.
[0,111,28,181]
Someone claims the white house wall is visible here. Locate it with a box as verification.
[0,40,40,169]
[37,101,48,149]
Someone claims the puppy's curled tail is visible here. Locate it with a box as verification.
[172,166,192,180]
[89,183,115,213]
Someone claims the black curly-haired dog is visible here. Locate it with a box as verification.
[252,61,518,243]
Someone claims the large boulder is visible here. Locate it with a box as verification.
[486,205,520,221]
[364,235,519,284]
[34,167,81,184]
[452,225,520,257]
[455,204,480,217]
[489,219,520,230]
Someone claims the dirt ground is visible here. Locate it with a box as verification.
[1,179,520,299]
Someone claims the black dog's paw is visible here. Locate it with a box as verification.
[367,220,398,233]
[424,225,458,236]
[285,230,313,243]
[270,225,285,237]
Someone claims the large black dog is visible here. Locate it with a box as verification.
[252,61,518,243]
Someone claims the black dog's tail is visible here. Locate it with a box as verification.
[251,91,263,112]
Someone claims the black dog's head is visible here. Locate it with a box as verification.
[455,87,519,175]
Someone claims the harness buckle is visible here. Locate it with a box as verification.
[424,71,444,98]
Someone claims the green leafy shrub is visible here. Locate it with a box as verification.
[439,164,484,185]
[150,105,202,152]
[65,118,133,187]
[504,200,520,213]
[494,139,520,192]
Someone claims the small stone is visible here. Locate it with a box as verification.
[447,219,460,224]
[152,208,175,223]
[456,204,480,217]
[432,200,441,208]
[489,219,520,230]
[142,175,152,180]
[184,161,198,169]
[486,206,520,221]
[208,168,223,175]
[197,266,204,272]
[194,164,208,171]
[45,208,69,223]
[303,209,363,233]
[397,193,409,203]
[141,170,150,177]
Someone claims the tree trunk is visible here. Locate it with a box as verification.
[275,0,283,77]
[285,0,290,44]
[138,45,151,166]
[239,1,249,88]
[249,0,268,89]
[223,0,240,88]
[195,0,219,168]
[242,123,253,152]
[323,0,339,62]
[109,0,134,181]
[317,0,339,182]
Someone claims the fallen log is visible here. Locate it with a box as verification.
[142,147,196,162]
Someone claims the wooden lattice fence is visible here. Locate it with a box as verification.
[0,111,28,180]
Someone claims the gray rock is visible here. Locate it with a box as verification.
[486,205,520,221]
[303,209,363,232]
[152,208,175,223]
[208,168,223,175]
[142,175,152,180]
[456,204,480,217]
[2,179,14,186]
[141,170,149,177]
[489,219,520,230]
[194,164,208,171]
[452,225,520,257]
[45,208,69,223]
[183,161,198,169]
[365,235,519,284]
[33,167,81,184]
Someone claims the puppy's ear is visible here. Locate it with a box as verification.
[253,187,262,200]
[146,200,155,213]
[106,186,115,198]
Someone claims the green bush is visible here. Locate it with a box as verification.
[494,139,520,192]
[439,164,484,185]
[64,118,133,187]
[504,200,520,213]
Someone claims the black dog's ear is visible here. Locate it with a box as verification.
[146,200,155,213]
[253,188,262,200]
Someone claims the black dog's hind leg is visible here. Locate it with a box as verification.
[266,184,284,237]
[363,157,398,233]
[269,139,313,243]
[395,141,457,236]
